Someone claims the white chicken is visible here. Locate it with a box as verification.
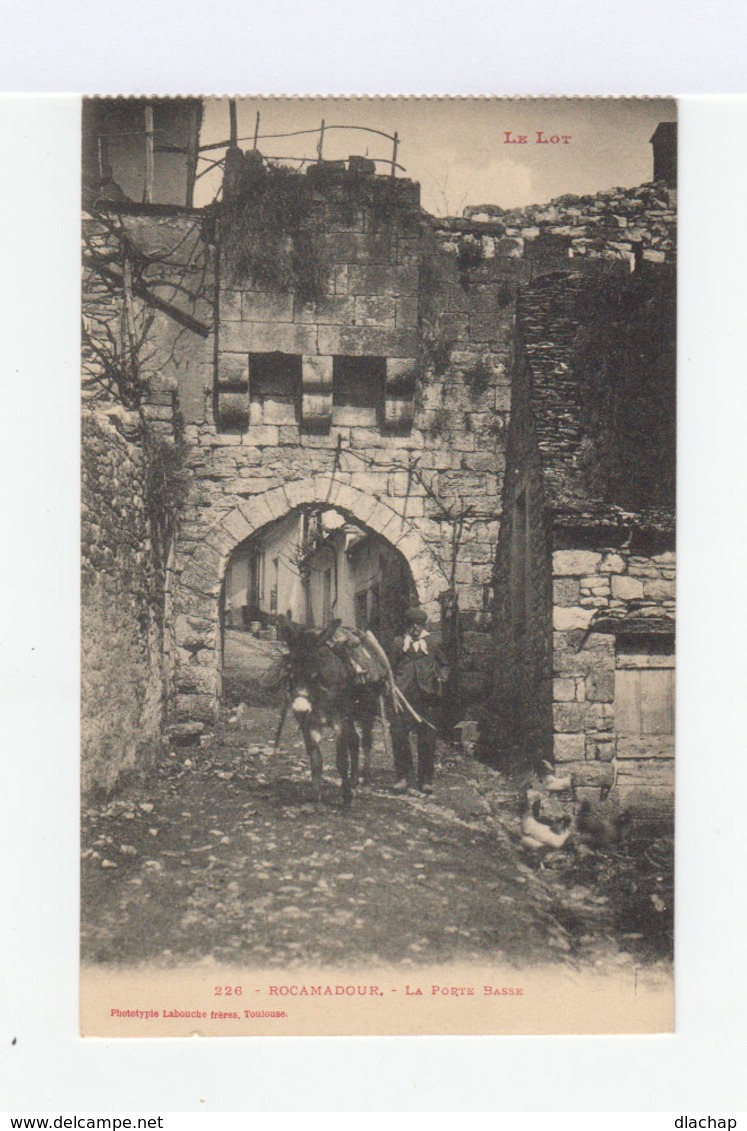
[520,796,573,851]
[541,759,575,793]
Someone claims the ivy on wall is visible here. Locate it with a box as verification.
[220,158,330,305]
[572,267,676,511]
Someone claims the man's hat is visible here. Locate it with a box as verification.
[404,606,428,625]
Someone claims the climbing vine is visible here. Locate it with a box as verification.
[221,159,330,304]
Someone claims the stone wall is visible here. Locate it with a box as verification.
[552,543,675,820]
[170,160,516,721]
[463,179,676,270]
[83,165,677,736]
[81,407,165,794]
[487,355,554,769]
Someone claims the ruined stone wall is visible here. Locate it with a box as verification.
[487,356,554,770]
[83,170,678,734]
[81,407,165,794]
[463,179,676,270]
[82,210,211,784]
[552,544,675,821]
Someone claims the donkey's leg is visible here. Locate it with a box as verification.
[302,719,324,802]
[348,720,361,790]
[334,719,353,808]
[360,712,374,786]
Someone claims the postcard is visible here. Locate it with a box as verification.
[80,96,676,1036]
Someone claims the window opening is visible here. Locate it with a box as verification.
[249,352,301,425]
[332,356,385,425]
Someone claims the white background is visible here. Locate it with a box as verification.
[1,0,747,1112]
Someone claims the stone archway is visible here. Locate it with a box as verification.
[172,475,447,721]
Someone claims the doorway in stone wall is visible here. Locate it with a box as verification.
[219,504,416,710]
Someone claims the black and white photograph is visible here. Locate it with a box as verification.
[79,96,676,1036]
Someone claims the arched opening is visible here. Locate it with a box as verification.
[220,504,417,709]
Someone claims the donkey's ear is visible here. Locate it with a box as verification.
[315,618,341,648]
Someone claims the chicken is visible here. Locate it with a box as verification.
[575,800,632,848]
[520,797,573,851]
[540,760,574,793]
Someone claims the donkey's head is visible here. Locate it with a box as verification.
[277,614,341,717]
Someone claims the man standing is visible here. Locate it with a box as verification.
[389,606,449,794]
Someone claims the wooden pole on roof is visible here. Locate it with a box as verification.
[317,119,325,161]
[144,104,155,203]
[390,132,399,178]
[185,102,199,208]
[253,110,261,150]
[229,98,238,148]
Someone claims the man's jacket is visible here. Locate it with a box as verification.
[391,629,449,698]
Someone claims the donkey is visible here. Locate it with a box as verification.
[276,616,381,806]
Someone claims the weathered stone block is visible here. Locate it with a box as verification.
[190,541,224,576]
[395,296,419,328]
[294,295,356,324]
[216,352,248,390]
[173,693,215,723]
[241,291,295,323]
[571,762,615,788]
[221,509,253,544]
[385,357,418,396]
[553,606,595,631]
[587,737,617,762]
[586,703,615,731]
[553,579,580,606]
[215,391,249,432]
[580,575,609,590]
[354,295,396,326]
[554,733,585,762]
[175,663,216,694]
[616,760,675,786]
[244,425,279,447]
[396,531,426,561]
[260,398,297,425]
[204,526,236,556]
[553,678,576,702]
[238,495,274,530]
[495,236,524,258]
[583,633,615,654]
[245,322,319,355]
[628,559,660,578]
[585,670,615,702]
[461,453,497,472]
[347,264,419,296]
[317,325,418,358]
[220,290,243,321]
[617,735,675,761]
[553,703,589,732]
[219,322,253,352]
[174,614,215,648]
[553,550,602,576]
[611,575,645,600]
[322,231,393,265]
[644,579,676,600]
[209,429,243,445]
[600,553,626,574]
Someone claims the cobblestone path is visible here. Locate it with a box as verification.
[81,636,672,973]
